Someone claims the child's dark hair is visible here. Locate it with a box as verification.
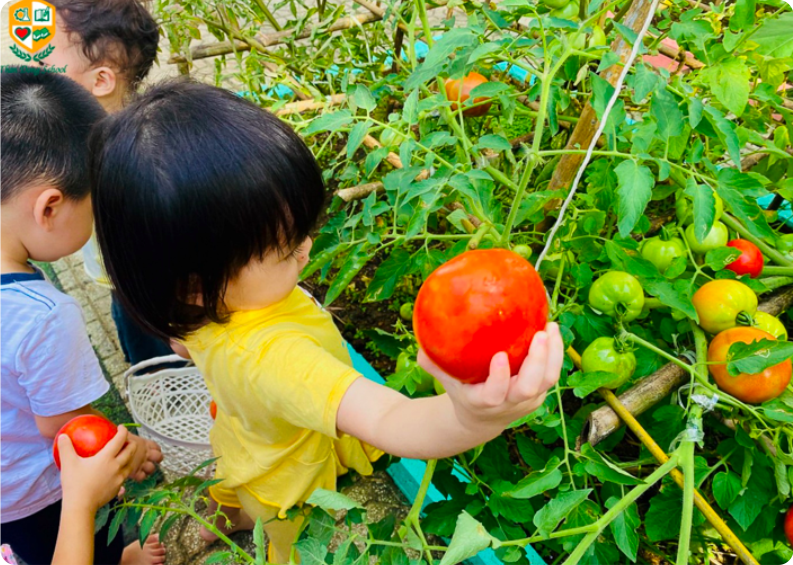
[51,0,159,88]
[90,80,326,340]
[1,68,106,203]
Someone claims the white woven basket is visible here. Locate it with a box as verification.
[124,355,215,478]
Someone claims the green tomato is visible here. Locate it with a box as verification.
[379,128,405,148]
[588,271,645,322]
[573,25,607,49]
[541,0,571,9]
[640,236,687,273]
[581,337,637,389]
[776,234,793,257]
[684,221,729,254]
[549,1,579,20]
[753,311,788,341]
[513,244,532,259]
[396,352,434,393]
[540,251,573,281]
[400,303,414,321]
[675,191,724,225]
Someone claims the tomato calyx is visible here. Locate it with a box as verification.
[735,311,756,327]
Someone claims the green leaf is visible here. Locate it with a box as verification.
[366,249,413,302]
[253,518,266,565]
[403,89,419,124]
[158,514,180,544]
[712,471,742,509]
[347,122,369,159]
[705,247,740,271]
[715,169,774,240]
[615,160,654,237]
[752,12,793,58]
[108,506,127,545]
[294,538,330,565]
[729,474,773,530]
[138,510,158,545]
[505,457,563,499]
[568,371,622,398]
[630,64,659,104]
[468,81,510,101]
[701,59,750,117]
[324,245,373,305]
[726,339,793,376]
[475,134,512,152]
[704,106,741,167]
[581,444,643,485]
[204,552,234,564]
[643,278,698,320]
[684,179,715,245]
[650,88,683,141]
[645,486,706,541]
[352,84,377,112]
[730,0,755,30]
[423,499,469,537]
[607,497,640,562]
[516,435,552,469]
[775,460,791,499]
[533,489,593,537]
[304,110,354,135]
[405,29,477,91]
[439,512,500,565]
[306,488,363,512]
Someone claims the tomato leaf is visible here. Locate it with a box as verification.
[108,506,127,545]
[606,496,640,562]
[568,371,620,398]
[516,435,552,469]
[533,489,593,537]
[643,278,698,321]
[716,169,774,240]
[346,121,369,159]
[705,247,741,271]
[712,471,742,509]
[752,12,793,58]
[629,64,659,104]
[728,466,774,530]
[704,106,741,167]
[366,248,414,302]
[614,160,654,237]
[645,485,706,541]
[725,339,793,376]
[204,552,234,564]
[294,538,329,565]
[701,59,750,117]
[684,179,715,244]
[475,134,512,153]
[439,512,500,565]
[581,444,643,485]
[324,244,373,305]
[405,29,477,91]
[304,109,354,135]
[505,456,562,499]
[650,88,683,142]
[306,489,363,512]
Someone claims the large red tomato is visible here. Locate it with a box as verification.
[443,72,492,117]
[413,249,548,384]
[725,239,764,278]
[707,327,791,404]
[785,506,793,545]
[53,414,118,470]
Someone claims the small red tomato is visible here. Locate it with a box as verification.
[443,72,492,117]
[209,400,217,420]
[53,415,118,470]
[413,249,548,384]
[785,506,793,545]
[725,239,764,278]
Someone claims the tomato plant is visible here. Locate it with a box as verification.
[707,327,792,404]
[726,239,764,278]
[413,249,547,383]
[53,415,118,470]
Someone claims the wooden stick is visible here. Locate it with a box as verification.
[582,285,793,447]
[274,94,346,116]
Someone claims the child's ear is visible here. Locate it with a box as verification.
[88,66,119,101]
[32,188,66,232]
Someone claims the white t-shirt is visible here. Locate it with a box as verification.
[1,269,109,522]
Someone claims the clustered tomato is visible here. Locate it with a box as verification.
[581,337,636,389]
[725,239,764,278]
[684,221,729,254]
[52,414,118,470]
[707,327,791,404]
[413,249,548,384]
[443,72,492,118]
[692,279,757,334]
[641,235,687,273]
[588,271,645,322]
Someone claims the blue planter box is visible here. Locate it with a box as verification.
[347,345,547,565]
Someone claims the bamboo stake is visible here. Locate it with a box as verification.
[274,94,346,116]
[598,389,760,565]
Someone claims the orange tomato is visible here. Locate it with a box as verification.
[707,327,791,404]
[209,400,217,420]
[443,72,492,117]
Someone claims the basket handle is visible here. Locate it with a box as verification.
[123,354,193,390]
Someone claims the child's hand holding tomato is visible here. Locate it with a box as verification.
[418,322,564,432]
[57,425,138,514]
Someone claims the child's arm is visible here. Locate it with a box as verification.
[51,426,137,565]
[337,323,563,459]
[35,407,163,481]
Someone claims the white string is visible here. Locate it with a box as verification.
[534,0,663,271]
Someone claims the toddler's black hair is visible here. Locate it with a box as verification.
[90,79,326,340]
[1,68,106,202]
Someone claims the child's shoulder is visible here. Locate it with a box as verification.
[1,270,85,338]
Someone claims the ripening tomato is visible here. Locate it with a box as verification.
[210,400,217,420]
[725,239,764,278]
[53,414,118,470]
[692,280,758,334]
[752,311,788,341]
[588,271,645,322]
[785,506,793,545]
[580,337,636,389]
[413,249,548,384]
[444,72,492,118]
[684,222,729,255]
[707,327,791,404]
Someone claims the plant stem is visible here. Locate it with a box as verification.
[620,331,695,376]
[561,454,679,565]
[761,266,793,277]
[675,419,697,565]
[759,276,793,290]
[722,214,793,267]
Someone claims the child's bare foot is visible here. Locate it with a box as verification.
[198,512,256,542]
[120,534,166,565]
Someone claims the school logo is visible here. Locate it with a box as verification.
[8,0,56,62]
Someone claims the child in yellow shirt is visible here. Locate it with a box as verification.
[90,80,564,563]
